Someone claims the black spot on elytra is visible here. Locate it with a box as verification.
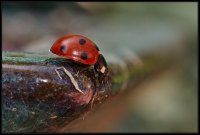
[79,39,86,45]
[81,52,87,60]
[60,45,65,52]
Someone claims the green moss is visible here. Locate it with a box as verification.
[113,75,127,84]
[2,51,57,65]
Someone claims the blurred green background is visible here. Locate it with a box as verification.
[2,2,198,132]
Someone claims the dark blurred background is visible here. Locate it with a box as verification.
[2,2,198,132]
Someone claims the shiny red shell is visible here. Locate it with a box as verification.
[50,34,100,65]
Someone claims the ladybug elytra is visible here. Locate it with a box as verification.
[50,34,107,74]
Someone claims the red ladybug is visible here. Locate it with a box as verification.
[50,34,107,74]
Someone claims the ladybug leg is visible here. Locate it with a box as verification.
[55,67,84,94]
[90,90,98,109]
[89,68,100,109]
[90,54,108,109]
[90,83,104,110]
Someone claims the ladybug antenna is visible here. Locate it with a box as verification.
[94,54,107,74]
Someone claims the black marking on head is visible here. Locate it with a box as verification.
[81,52,87,60]
[60,45,65,53]
[94,44,100,51]
[79,39,86,45]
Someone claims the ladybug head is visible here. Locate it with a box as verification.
[94,54,108,74]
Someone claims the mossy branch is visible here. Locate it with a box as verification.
[2,46,181,133]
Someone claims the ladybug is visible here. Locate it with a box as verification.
[50,34,107,74]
